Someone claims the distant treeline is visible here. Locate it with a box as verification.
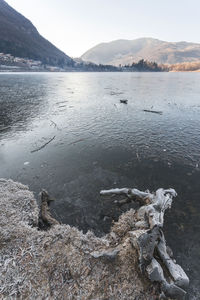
[121,59,163,72]
[120,60,200,72]
[165,61,200,72]
[76,59,164,72]
[74,61,119,72]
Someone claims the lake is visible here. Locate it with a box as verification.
[0,72,200,298]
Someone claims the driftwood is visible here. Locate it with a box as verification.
[100,187,189,299]
[39,190,59,228]
[143,109,163,115]
[120,99,128,104]
[31,136,55,153]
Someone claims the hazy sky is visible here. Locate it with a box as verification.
[6,0,200,57]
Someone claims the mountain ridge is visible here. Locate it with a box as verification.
[81,37,200,65]
[0,0,73,66]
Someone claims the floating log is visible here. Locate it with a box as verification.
[120,99,128,104]
[143,109,163,114]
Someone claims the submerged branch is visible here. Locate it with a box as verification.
[31,136,55,153]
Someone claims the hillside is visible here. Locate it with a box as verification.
[168,61,200,72]
[81,38,200,65]
[0,0,73,66]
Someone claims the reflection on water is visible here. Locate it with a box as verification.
[0,72,200,298]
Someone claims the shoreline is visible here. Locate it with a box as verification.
[1,69,200,73]
[0,178,189,299]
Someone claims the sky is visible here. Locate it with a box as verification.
[6,0,200,58]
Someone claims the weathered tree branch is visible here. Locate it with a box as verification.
[100,187,189,299]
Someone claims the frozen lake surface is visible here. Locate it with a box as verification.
[0,72,200,298]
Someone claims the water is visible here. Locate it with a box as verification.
[0,72,200,298]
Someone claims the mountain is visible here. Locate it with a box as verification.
[81,38,200,65]
[0,0,73,66]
